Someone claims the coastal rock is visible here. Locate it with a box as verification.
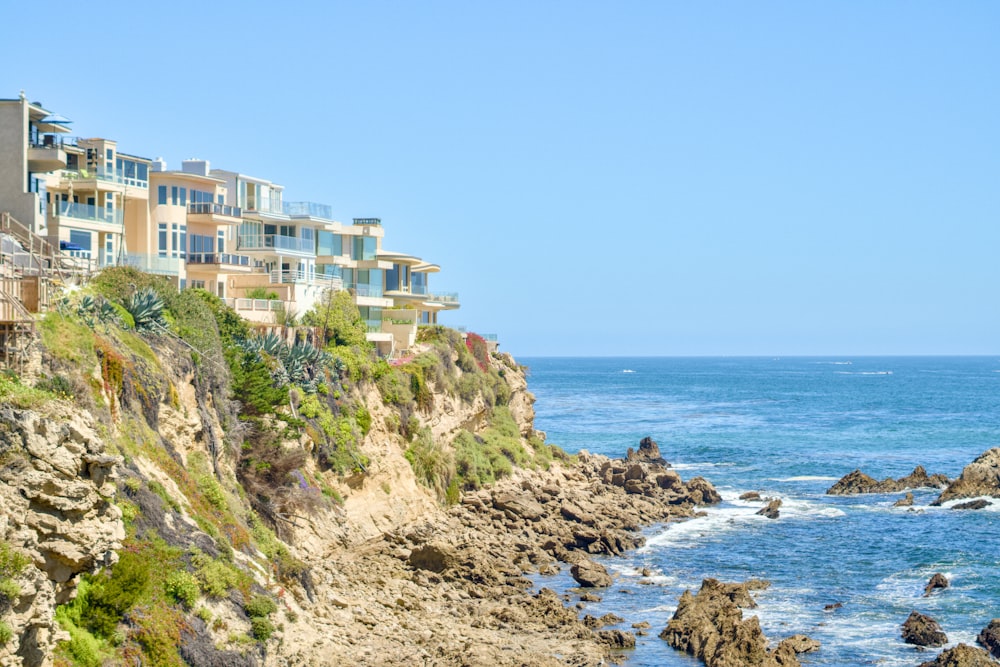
[626,437,668,466]
[756,499,781,519]
[659,578,811,667]
[932,448,1000,506]
[407,542,459,573]
[596,629,636,649]
[918,643,998,667]
[739,491,762,501]
[924,573,949,597]
[571,559,613,588]
[902,611,948,647]
[894,492,914,507]
[492,490,545,521]
[778,634,821,654]
[952,499,991,510]
[685,477,723,505]
[977,619,1000,658]
[827,466,949,495]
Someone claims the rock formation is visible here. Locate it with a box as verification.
[902,611,948,647]
[952,499,992,510]
[932,447,1000,506]
[894,492,914,507]
[626,436,668,466]
[827,466,949,495]
[924,572,949,596]
[977,619,1000,658]
[0,403,125,666]
[917,643,998,667]
[571,559,612,588]
[659,578,818,667]
[756,498,781,519]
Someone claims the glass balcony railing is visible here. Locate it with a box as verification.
[186,253,252,267]
[268,270,344,289]
[429,292,459,304]
[56,202,123,225]
[348,284,384,298]
[188,202,242,218]
[283,201,333,219]
[237,234,315,254]
[123,254,182,275]
[62,166,148,188]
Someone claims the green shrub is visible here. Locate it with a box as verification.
[0,621,11,646]
[0,578,21,602]
[34,374,75,399]
[83,551,151,637]
[405,428,454,498]
[164,571,199,608]
[245,594,277,619]
[191,550,242,598]
[0,541,30,579]
[249,616,275,641]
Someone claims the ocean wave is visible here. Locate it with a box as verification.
[670,461,736,470]
[771,475,841,482]
[834,371,894,375]
[811,361,853,365]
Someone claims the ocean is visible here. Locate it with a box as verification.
[521,356,1000,666]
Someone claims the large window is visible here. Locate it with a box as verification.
[158,223,167,257]
[158,186,167,205]
[190,234,214,254]
[317,231,342,256]
[352,236,376,261]
[171,224,187,258]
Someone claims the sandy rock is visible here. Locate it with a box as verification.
[902,611,948,647]
[977,619,1000,658]
[571,559,612,588]
[660,578,808,667]
[918,643,998,667]
[597,629,636,649]
[407,542,459,573]
[932,448,1000,505]
[924,573,949,596]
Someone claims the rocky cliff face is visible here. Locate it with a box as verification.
[0,403,124,666]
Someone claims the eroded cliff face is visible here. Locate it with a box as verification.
[0,404,124,667]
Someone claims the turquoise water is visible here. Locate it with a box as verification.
[522,357,1000,666]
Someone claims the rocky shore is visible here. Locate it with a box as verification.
[275,438,723,666]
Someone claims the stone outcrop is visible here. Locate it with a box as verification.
[924,573,949,596]
[659,578,818,667]
[756,498,781,519]
[0,403,124,667]
[894,492,915,507]
[918,643,999,667]
[977,619,1000,658]
[827,466,950,495]
[952,499,992,510]
[932,447,1000,506]
[626,436,668,466]
[571,559,612,588]
[902,611,948,647]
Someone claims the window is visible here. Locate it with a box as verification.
[158,223,167,257]
[317,231,342,256]
[158,185,167,205]
[352,236,376,261]
[171,186,178,205]
[279,225,295,238]
[179,188,187,206]
[190,280,206,290]
[217,230,225,253]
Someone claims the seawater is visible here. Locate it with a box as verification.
[521,357,1000,666]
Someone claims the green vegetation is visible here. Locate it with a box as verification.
[0,374,57,408]
[244,594,278,642]
[163,571,199,609]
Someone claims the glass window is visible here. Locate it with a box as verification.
[317,231,342,256]
[179,188,187,206]
[137,163,148,181]
[171,186,178,205]
[70,230,92,251]
[352,236,376,261]
[158,186,167,205]
[217,230,225,253]
[158,223,167,257]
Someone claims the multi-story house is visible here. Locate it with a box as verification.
[1,92,462,357]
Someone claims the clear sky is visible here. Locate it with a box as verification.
[3,2,998,357]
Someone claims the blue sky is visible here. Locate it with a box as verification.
[3,2,998,356]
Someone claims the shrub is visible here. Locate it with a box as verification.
[249,616,275,641]
[164,571,199,608]
[244,594,277,619]
[465,332,490,371]
[302,289,368,349]
[405,428,454,499]
[0,621,11,646]
[0,578,21,603]
[83,551,151,637]
[125,287,168,333]
[0,541,30,579]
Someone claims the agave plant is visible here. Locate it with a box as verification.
[125,287,167,332]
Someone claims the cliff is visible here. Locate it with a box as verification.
[0,268,719,666]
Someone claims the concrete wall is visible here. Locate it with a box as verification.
[0,100,40,230]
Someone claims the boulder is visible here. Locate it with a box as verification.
[407,542,459,573]
[685,477,722,505]
[597,629,636,649]
[828,466,950,495]
[952,499,991,510]
[977,619,1000,658]
[570,559,612,588]
[923,573,949,597]
[918,643,998,667]
[894,492,914,507]
[756,499,781,519]
[739,491,762,501]
[778,634,821,654]
[933,447,1000,506]
[492,491,545,521]
[660,578,811,667]
[626,437,668,466]
[902,611,948,647]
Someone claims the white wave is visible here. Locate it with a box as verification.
[621,369,636,373]
[929,496,1000,512]
[670,461,736,470]
[835,370,894,375]
[771,475,841,482]
[811,361,853,365]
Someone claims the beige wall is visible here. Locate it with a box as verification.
[0,101,41,230]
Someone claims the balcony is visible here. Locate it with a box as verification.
[268,269,344,290]
[61,166,148,190]
[237,234,315,255]
[27,141,67,172]
[54,202,123,226]
[187,202,242,224]
[186,252,256,271]
[284,201,334,220]
[123,254,182,276]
